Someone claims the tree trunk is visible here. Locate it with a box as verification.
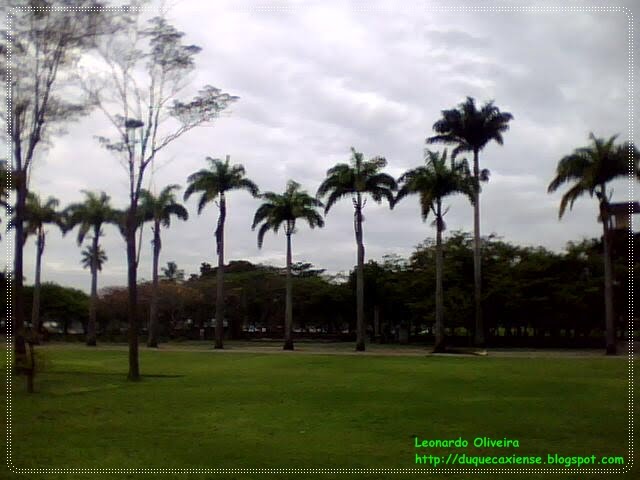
[601,197,617,355]
[147,221,161,348]
[30,229,45,342]
[284,230,294,350]
[126,210,140,381]
[86,233,99,346]
[355,194,366,351]
[433,202,446,353]
[215,193,226,349]
[14,171,27,358]
[373,305,380,339]
[472,148,485,347]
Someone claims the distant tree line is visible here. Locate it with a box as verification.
[3,230,635,348]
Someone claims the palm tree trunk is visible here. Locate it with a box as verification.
[355,193,366,352]
[433,201,445,353]
[147,222,161,348]
[86,234,99,346]
[284,230,294,350]
[601,197,616,355]
[126,209,140,380]
[31,229,45,341]
[215,193,226,349]
[472,148,485,347]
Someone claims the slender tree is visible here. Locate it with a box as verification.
[0,160,9,240]
[139,185,188,347]
[87,10,238,379]
[548,133,640,355]
[184,155,259,349]
[427,97,513,346]
[63,191,117,346]
[252,180,324,350]
[22,193,63,339]
[317,147,396,351]
[395,149,475,352]
[2,1,106,360]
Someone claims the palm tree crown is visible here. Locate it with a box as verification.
[547,133,640,218]
[316,148,396,212]
[64,191,118,245]
[23,193,63,240]
[427,97,513,157]
[184,156,259,213]
[252,180,324,247]
[396,149,475,221]
[140,185,189,226]
[81,245,107,271]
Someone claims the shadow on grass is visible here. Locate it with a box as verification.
[21,371,186,396]
[45,371,185,378]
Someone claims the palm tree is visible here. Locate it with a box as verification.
[317,147,397,351]
[139,185,189,348]
[548,133,640,355]
[252,180,324,350]
[22,193,63,339]
[81,245,108,322]
[184,155,259,349]
[64,191,118,346]
[427,97,513,346]
[80,244,107,340]
[395,149,475,352]
[81,244,107,271]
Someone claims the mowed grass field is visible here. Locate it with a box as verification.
[1,344,634,480]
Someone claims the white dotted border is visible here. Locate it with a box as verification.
[3,3,635,475]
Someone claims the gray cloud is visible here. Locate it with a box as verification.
[5,0,638,292]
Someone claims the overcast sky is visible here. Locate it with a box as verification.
[4,0,639,293]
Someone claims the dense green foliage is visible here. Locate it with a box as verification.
[3,231,625,347]
[18,282,88,334]
[4,230,634,347]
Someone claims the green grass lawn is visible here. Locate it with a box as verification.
[1,345,634,479]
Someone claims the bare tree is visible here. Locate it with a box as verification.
[1,1,105,361]
[85,6,238,379]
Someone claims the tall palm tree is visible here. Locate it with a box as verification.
[64,191,118,346]
[252,180,324,350]
[317,147,397,351]
[139,185,189,348]
[427,97,513,346]
[395,149,475,352]
[22,193,63,339]
[548,133,640,355]
[184,155,259,349]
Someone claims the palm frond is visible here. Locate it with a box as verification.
[550,133,631,219]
